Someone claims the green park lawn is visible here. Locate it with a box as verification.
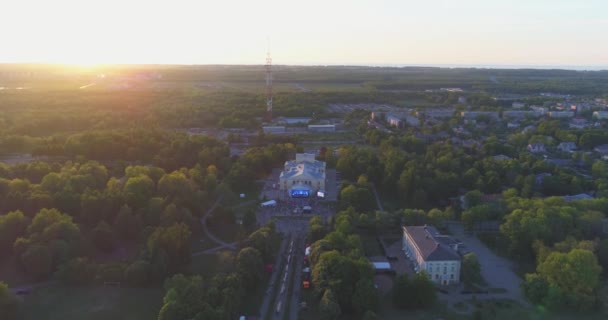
[23,285,163,320]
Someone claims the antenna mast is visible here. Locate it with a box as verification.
[265,46,273,120]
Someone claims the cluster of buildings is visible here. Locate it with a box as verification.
[261,117,342,134]
[369,102,607,131]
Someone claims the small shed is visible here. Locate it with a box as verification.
[372,262,391,271]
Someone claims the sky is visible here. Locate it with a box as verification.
[2,0,607,67]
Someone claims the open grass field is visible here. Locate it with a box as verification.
[22,285,163,320]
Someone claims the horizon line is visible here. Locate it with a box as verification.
[0,62,607,71]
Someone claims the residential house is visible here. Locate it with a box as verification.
[461,111,500,121]
[530,105,548,115]
[593,144,608,159]
[502,110,541,120]
[522,125,536,134]
[527,143,546,153]
[452,126,470,136]
[308,125,336,132]
[370,111,385,121]
[493,154,512,161]
[386,112,420,128]
[461,139,481,149]
[417,107,455,119]
[569,118,590,129]
[563,193,593,202]
[507,122,520,129]
[593,111,608,120]
[548,111,575,118]
[262,126,286,134]
[512,102,525,109]
[557,142,577,152]
[402,225,461,285]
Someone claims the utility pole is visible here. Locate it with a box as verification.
[265,47,273,121]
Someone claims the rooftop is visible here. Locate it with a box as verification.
[403,226,461,261]
[280,155,326,180]
[563,193,593,202]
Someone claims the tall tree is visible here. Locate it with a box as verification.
[319,289,341,320]
[236,247,264,290]
[0,210,29,255]
[0,282,20,320]
[537,249,602,310]
[352,278,378,315]
[461,253,482,286]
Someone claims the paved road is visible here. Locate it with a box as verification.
[287,237,305,320]
[273,236,301,320]
[259,235,291,320]
[446,222,528,306]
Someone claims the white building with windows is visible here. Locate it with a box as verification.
[279,153,326,197]
[402,225,461,285]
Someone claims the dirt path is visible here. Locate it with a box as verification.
[192,197,237,257]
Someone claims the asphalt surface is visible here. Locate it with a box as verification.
[255,169,338,319]
[259,235,291,319]
[287,238,305,320]
[272,236,299,320]
[445,221,528,307]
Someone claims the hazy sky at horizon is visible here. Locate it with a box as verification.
[2,0,607,66]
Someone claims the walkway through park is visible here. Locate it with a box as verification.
[191,197,237,257]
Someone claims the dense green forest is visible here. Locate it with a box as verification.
[2,64,608,319]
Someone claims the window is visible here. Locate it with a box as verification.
[450,274,454,280]
[435,274,439,280]
[443,267,447,274]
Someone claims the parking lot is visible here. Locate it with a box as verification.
[446,221,527,306]
[383,237,415,275]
